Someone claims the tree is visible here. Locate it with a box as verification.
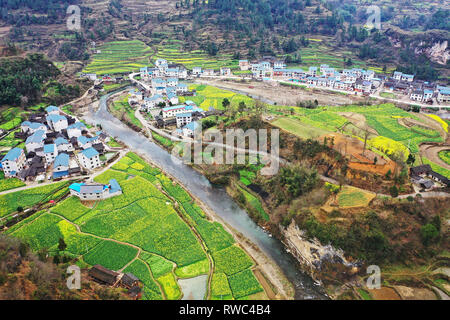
[420,223,439,245]
[238,101,246,113]
[58,238,67,252]
[222,98,230,109]
[389,185,398,198]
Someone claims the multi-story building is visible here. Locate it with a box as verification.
[78,147,101,170]
[0,147,26,177]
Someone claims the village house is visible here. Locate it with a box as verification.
[46,114,68,132]
[176,112,193,128]
[25,130,46,153]
[21,121,47,135]
[89,265,119,286]
[77,136,94,150]
[78,147,101,170]
[143,95,164,110]
[162,104,203,119]
[167,92,179,105]
[274,60,286,69]
[181,121,200,138]
[69,179,123,200]
[220,67,232,76]
[308,66,318,77]
[410,89,424,102]
[192,67,202,75]
[45,105,60,115]
[0,147,26,177]
[67,122,87,139]
[410,165,450,188]
[423,89,434,102]
[55,137,73,153]
[166,78,179,87]
[44,144,58,164]
[437,87,450,103]
[53,153,70,179]
[176,83,188,94]
[239,60,250,71]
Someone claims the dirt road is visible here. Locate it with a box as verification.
[420,144,450,170]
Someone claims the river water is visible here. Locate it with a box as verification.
[83,90,327,300]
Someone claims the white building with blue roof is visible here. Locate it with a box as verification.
[69,179,122,200]
[21,121,47,134]
[176,83,188,93]
[53,153,70,179]
[78,147,101,170]
[167,92,179,105]
[176,112,193,128]
[166,78,179,87]
[67,122,87,138]
[55,137,73,152]
[1,147,26,177]
[25,129,47,153]
[437,87,450,103]
[143,94,164,111]
[46,114,68,132]
[44,143,58,164]
[45,105,60,115]
[182,121,201,138]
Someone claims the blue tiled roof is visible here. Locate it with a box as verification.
[46,114,67,123]
[81,147,99,159]
[177,83,187,87]
[46,105,59,113]
[69,182,84,192]
[167,92,177,99]
[53,170,69,179]
[54,153,69,167]
[77,136,89,145]
[176,112,192,118]
[55,137,69,146]
[109,179,122,193]
[21,121,31,126]
[167,78,178,82]
[68,122,87,130]
[183,121,200,131]
[1,148,23,162]
[43,144,55,153]
[25,130,46,144]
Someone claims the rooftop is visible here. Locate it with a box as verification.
[81,147,99,159]
[54,153,69,167]
[1,147,23,162]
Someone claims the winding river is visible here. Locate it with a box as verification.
[83,90,327,300]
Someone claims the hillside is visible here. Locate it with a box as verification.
[0,234,130,300]
[0,0,448,81]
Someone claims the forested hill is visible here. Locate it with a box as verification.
[0,53,87,107]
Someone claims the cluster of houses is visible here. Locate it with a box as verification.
[383,72,450,104]
[0,106,111,182]
[410,164,450,191]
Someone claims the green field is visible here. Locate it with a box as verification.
[0,171,25,192]
[83,40,154,75]
[154,42,239,71]
[271,117,329,139]
[180,84,255,111]
[0,181,70,218]
[5,153,265,300]
[438,150,450,166]
[272,104,443,156]
[110,95,142,128]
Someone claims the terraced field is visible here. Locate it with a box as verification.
[83,40,154,75]
[153,42,239,71]
[272,104,444,158]
[5,153,266,300]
